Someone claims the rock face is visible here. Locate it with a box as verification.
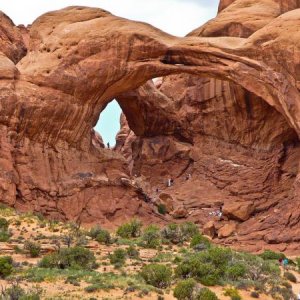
[0,2,300,252]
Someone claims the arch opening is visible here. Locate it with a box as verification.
[94,100,122,148]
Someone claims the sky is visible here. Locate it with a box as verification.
[1,0,219,146]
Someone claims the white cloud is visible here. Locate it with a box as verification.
[1,0,218,36]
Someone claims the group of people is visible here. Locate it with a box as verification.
[209,209,223,218]
[278,257,289,269]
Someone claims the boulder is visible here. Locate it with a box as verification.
[218,222,237,238]
[222,201,255,222]
[203,221,217,238]
[171,206,188,219]
[158,193,175,213]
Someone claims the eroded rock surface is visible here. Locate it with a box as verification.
[1,2,300,252]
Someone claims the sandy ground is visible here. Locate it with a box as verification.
[1,211,300,299]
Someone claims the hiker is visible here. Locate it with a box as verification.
[283,258,289,269]
[167,178,174,187]
[156,188,160,194]
[185,173,191,180]
[278,258,283,266]
[107,142,110,149]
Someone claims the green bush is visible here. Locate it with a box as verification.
[197,288,219,300]
[0,256,13,278]
[24,240,41,258]
[161,222,199,245]
[161,224,184,244]
[224,287,241,300]
[180,222,199,239]
[140,264,172,288]
[173,278,197,300]
[109,248,127,268]
[190,233,211,248]
[0,230,10,242]
[225,264,247,281]
[250,291,260,298]
[84,281,114,293]
[269,286,295,300]
[158,204,167,215]
[88,225,102,239]
[141,225,161,249]
[0,217,9,231]
[259,250,285,261]
[84,284,100,293]
[284,271,297,283]
[95,229,111,245]
[39,246,96,270]
[282,281,292,289]
[116,219,142,238]
[2,283,41,300]
[175,247,232,286]
[127,245,139,259]
[296,257,300,272]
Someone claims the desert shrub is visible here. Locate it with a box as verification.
[259,250,285,261]
[14,245,24,254]
[84,281,114,293]
[140,264,172,288]
[0,217,9,231]
[95,229,111,245]
[161,223,184,244]
[282,281,292,289]
[157,204,167,215]
[39,246,96,270]
[38,252,60,269]
[1,282,42,300]
[109,248,127,268]
[161,222,199,245]
[175,247,232,286]
[224,287,241,300]
[65,275,80,286]
[0,256,13,278]
[284,271,297,283]
[197,288,219,300]
[84,284,99,293]
[225,264,247,281]
[88,225,102,239]
[180,222,199,239]
[296,257,300,271]
[126,245,139,259]
[190,233,211,248]
[269,286,295,300]
[24,241,41,258]
[61,222,87,248]
[116,219,142,238]
[250,291,260,298]
[0,230,11,242]
[173,278,197,300]
[141,225,161,249]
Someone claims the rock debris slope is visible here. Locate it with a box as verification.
[0,1,300,252]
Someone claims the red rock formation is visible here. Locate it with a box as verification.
[115,0,300,252]
[0,2,300,252]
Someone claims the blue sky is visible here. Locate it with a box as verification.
[1,0,219,146]
[95,100,122,147]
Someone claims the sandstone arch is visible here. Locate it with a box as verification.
[1,3,300,251]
